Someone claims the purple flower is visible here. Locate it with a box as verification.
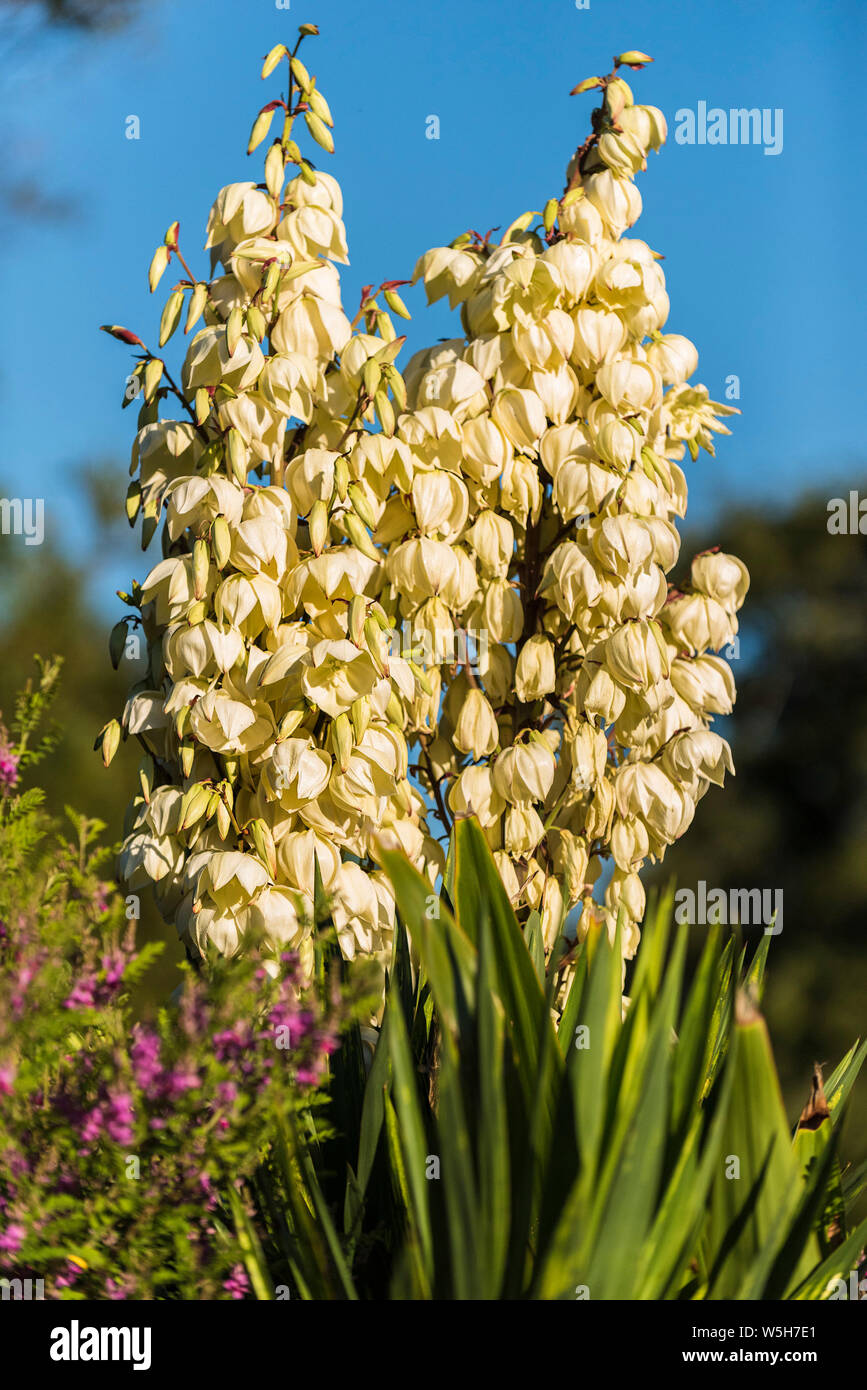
[222,1264,250,1300]
[212,1026,250,1061]
[55,1260,81,1289]
[163,1065,200,1100]
[79,1106,105,1145]
[64,975,97,1010]
[101,949,126,986]
[0,726,19,796]
[130,1028,163,1091]
[0,1222,26,1254]
[105,1091,135,1146]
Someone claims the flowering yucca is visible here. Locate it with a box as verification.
[101,30,746,995]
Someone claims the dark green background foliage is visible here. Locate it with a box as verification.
[0,466,185,1006]
[654,492,867,1167]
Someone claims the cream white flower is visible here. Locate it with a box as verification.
[111,38,746,999]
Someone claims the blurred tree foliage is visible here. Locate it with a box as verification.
[0,463,184,1007]
[0,0,139,32]
[657,490,867,1162]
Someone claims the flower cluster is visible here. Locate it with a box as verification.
[0,801,342,1300]
[0,721,19,798]
[102,34,746,982]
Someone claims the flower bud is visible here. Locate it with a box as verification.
[610,816,649,871]
[261,43,287,78]
[568,719,608,791]
[493,738,556,804]
[453,688,498,759]
[97,718,121,767]
[249,817,278,879]
[159,289,184,347]
[663,593,735,656]
[670,654,735,716]
[484,579,524,643]
[212,515,232,570]
[603,619,668,692]
[504,804,544,856]
[148,245,169,293]
[690,551,749,614]
[550,828,589,904]
[331,711,354,772]
[580,665,627,723]
[192,538,209,600]
[304,110,334,154]
[660,728,734,791]
[606,869,645,924]
[515,634,556,703]
[467,509,513,577]
[109,620,128,670]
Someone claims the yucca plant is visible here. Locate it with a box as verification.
[238,818,867,1300]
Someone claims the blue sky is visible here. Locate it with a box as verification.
[1,0,864,612]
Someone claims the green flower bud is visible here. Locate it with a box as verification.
[194,387,211,425]
[276,708,306,741]
[331,711,353,771]
[148,244,169,293]
[348,594,366,646]
[350,695,370,744]
[363,616,389,676]
[96,718,121,768]
[345,511,380,562]
[125,480,141,526]
[249,817,277,878]
[374,386,394,436]
[307,86,333,128]
[261,44,288,79]
[179,782,211,832]
[159,288,184,347]
[570,75,603,95]
[193,538,209,600]
[226,306,244,357]
[362,359,382,398]
[309,498,329,554]
[248,106,276,155]
[227,427,248,486]
[216,799,232,840]
[185,282,209,334]
[246,304,267,342]
[265,141,285,199]
[109,620,128,670]
[304,110,334,154]
[383,288,410,320]
[334,456,350,502]
[347,481,377,529]
[290,55,311,90]
[211,515,231,569]
[143,357,164,403]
